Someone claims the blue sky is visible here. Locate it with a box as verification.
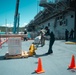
[0,0,42,27]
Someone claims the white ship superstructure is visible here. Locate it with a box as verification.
[27,0,75,39]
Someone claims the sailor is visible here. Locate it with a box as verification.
[46,31,55,54]
[24,29,28,41]
[39,29,46,47]
[65,29,69,41]
[45,26,50,35]
[69,29,74,40]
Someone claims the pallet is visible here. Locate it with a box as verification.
[5,51,29,59]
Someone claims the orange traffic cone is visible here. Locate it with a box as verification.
[68,55,75,69]
[73,62,76,69]
[35,58,45,74]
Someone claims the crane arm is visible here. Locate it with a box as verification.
[13,0,20,34]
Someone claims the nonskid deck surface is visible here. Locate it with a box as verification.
[0,40,76,75]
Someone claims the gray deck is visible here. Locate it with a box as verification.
[0,40,76,75]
